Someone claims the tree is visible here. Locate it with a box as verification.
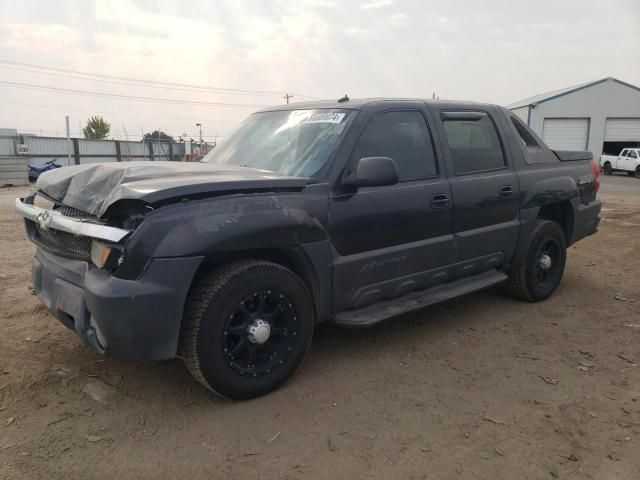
[83,116,111,139]
[144,130,173,142]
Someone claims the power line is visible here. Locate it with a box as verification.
[0,99,231,123]
[0,64,279,98]
[0,59,318,99]
[0,79,270,108]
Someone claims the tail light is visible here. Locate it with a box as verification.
[590,159,600,193]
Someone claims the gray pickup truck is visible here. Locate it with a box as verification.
[16,98,601,399]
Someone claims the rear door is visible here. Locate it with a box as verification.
[329,107,454,311]
[433,108,520,270]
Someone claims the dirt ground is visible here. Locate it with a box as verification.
[1,176,639,480]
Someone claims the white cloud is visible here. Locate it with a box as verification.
[360,0,394,10]
[388,13,408,27]
[0,0,638,138]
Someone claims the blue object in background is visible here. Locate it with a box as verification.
[28,160,62,183]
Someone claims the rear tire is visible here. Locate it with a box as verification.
[505,220,567,302]
[180,260,314,400]
[602,163,613,175]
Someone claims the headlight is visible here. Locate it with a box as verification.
[91,240,112,268]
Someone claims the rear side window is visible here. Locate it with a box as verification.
[442,115,505,174]
[629,150,638,159]
[351,111,438,179]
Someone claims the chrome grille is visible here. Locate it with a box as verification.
[55,206,94,219]
[29,205,95,260]
[33,225,92,259]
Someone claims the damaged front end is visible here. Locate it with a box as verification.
[16,191,134,270]
[14,190,201,361]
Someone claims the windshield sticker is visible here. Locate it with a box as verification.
[303,112,346,124]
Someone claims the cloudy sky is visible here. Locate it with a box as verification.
[0,0,638,140]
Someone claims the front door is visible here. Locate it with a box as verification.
[329,108,454,311]
[623,149,638,171]
[434,108,520,272]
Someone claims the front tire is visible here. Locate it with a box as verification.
[636,166,640,178]
[505,220,567,302]
[602,163,613,175]
[180,260,314,400]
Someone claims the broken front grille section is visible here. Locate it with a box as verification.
[29,205,95,260]
[55,205,94,219]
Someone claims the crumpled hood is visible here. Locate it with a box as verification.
[36,161,308,218]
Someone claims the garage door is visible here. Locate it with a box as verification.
[604,118,640,141]
[542,118,589,150]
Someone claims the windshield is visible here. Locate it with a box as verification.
[202,109,352,177]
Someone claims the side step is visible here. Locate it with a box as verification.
[332,270,507,328]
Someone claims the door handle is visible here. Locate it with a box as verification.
[499,185,514,198]
[430,193,450,209]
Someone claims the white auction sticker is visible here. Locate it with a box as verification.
[304,112,346,124]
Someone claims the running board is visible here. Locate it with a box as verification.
[332,270,507,328]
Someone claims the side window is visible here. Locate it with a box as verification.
[620,149,628,157]
[351,111,437,180]
[629,150,638,159]
[442,115,506,174]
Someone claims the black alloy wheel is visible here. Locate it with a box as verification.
[181,260,314,400]
[505,220,567,302]
[533,237,562,291]
[222,290,300,378]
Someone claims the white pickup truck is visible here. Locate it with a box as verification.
[600,148,640,177]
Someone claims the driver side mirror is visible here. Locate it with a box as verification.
[344,156,399,188]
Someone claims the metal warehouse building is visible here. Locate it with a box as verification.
[507,77,640,158]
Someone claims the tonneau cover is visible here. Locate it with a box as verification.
[553,150,593,162]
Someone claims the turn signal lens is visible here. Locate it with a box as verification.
[91,240,112,268]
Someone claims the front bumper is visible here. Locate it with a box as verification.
[32,248,203,361]
[16,197,130,243]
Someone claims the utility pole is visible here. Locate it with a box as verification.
[65,115,71,165]
[196,122,202,153]
[284,93,293,104]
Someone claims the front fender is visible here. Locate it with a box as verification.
[116,191,329,279]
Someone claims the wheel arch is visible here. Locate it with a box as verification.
[187,245,330,324]
[512,198,575,267]
[537,200,575,244]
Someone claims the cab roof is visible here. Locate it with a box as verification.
[258,98,498,113]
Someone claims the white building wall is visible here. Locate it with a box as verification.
[528,78,640,157]
[511,106,529,123]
